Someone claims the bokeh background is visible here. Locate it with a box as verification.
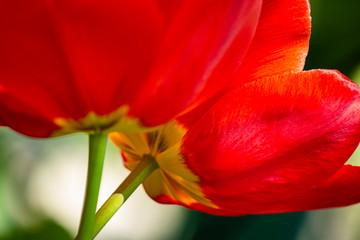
[1,0,360,239]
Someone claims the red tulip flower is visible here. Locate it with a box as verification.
[0,0,261,137]
[0,1,266,239]
[109,0,360,216]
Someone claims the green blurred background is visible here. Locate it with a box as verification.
[1,0,360,239]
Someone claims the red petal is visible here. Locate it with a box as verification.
[181,165,360,215]
[301,165,360,210]
[233,0,311,82]
[0,1,262,137]
[178,0,310,127]
[178,0,262,112]
[0,0,163,136]
[181,70,360,214]
[0,0,163,111]
[0,94,60,137]
[130,0,262,126]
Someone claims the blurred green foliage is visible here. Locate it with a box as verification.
[305,0,360,75]
[177,211,305,240]
[1,220,72,240]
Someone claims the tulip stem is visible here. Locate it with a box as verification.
[92,154,158,238]
[76,134,108,240]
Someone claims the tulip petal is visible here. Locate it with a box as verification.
[0,0,263,137]
[206,165,360,215]
[0,0,164,136]
[233,0,311,82]
[169,165,360,216]
[0,0,163,112]
[179,70,360,214]
[130,0,262,126]
[178,0,311,126]
[301,165,360,210]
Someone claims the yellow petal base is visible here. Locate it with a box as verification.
[52,105,153,137]
[110,120,217,209]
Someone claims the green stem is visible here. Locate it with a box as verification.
[93,154,158,238]
[76,134,108,240]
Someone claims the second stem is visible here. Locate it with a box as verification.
[93,154,158,238]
